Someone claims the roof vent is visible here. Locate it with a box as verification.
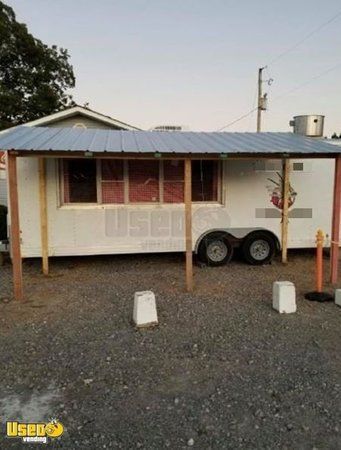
[150,125,188,132]
[289,115,324,137]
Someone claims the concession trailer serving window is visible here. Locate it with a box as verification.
[61,159,221,205]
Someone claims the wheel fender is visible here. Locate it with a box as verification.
[195,229,236,253]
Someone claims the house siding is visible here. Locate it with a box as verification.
[47,115,121,130]
[0,178,7,206]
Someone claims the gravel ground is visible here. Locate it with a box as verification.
[0,250,340,449]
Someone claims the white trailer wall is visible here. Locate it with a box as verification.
[226,159,334,248]
[16,157,335,258]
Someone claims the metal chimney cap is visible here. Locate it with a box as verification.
[291,115,325,137]
[293,114,325,119]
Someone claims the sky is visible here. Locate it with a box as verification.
[5,0,341,135]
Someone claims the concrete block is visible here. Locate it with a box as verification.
[272,281,296,314]
[335,289,341,307]
[133,291,158,327]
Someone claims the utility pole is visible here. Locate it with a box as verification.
[257,67,264,132]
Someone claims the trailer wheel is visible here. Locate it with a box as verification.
[198,232,233,266]
[242,232,276,265]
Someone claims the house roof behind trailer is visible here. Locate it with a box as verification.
[18,105,141,131]
[0,126,340,156]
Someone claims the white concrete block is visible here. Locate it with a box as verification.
[133,291,158,327]
[335,289,341,307]
[272,281,296,314]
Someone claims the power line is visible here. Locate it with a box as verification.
[272,61,341,102]
[216,10,341,132]
[216,61,341,131]
[217,66,272,132]
[267,10,341,66]
[216,106,258,131]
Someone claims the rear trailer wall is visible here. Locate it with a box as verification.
[226,159,334,248]
[14,157,334,258]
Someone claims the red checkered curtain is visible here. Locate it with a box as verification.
[129,160,160,202]
[163,160,184,203]
[101,160,125,203]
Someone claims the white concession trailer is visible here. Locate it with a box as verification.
[11,153,335,264]
[0,118,340,300]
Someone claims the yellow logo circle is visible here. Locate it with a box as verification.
[45,421,64,438]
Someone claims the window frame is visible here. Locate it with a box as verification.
[60,158,99,205]
[59,158,223,206]
[191,159,222,203]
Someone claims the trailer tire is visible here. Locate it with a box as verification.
[197,232,233,266]
[242,231,276,265]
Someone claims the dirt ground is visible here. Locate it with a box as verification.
[0,250,340,449]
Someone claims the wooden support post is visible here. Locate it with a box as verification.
[330,156,341,284]
[184,158,193,292]
[7,152,24,301]
[39,158,49,275]
[281,159,290,264]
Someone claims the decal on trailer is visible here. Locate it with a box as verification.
[267,172,297,210]
[256,172,312,219]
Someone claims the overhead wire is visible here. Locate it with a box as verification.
[216,106,259,132]
[271,62,341,102]
[216,9,341,131]
[217,62,341,131]
[266,10,341,66]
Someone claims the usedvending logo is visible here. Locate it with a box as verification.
[6,418,64,444]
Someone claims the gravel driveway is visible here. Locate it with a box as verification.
[0,251,340,449]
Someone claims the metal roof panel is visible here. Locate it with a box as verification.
[0,126,339,155]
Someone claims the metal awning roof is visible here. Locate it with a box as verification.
[0,126,340,156]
